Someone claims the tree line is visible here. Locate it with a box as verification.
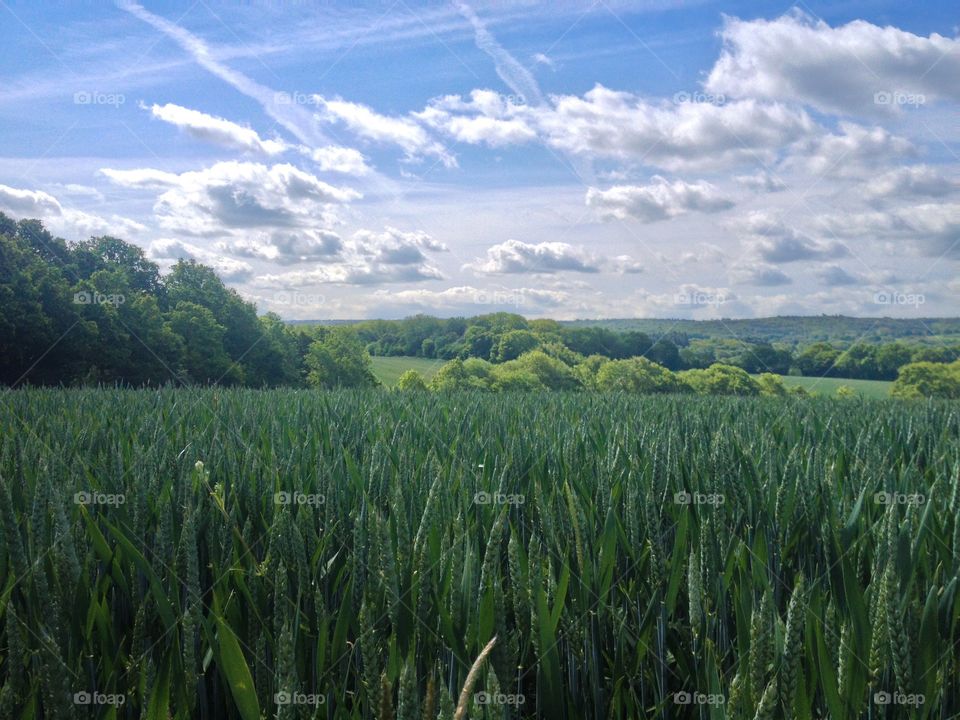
[348,315,959,380]
[2,213,957,398]
[0,214,371,389]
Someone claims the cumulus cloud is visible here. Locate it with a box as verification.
[310,146,371,175]
[252,226,448,286]
[218,229,343,265]
[734,170,787,193]
[530,86,816,171]
[0,183,145,238]
[585,176,734,222]
[467,239,604,274]
[864,165,958,201]
[148,238,253,281]
[706,11,960,116]
[147,102,288,155]
[820,203,960,258]
[316,96,455,166]
[818,264,861,286]
[788,121,915,176]
[417,91,537,147]
[737,212,849,263]
[729,263,793,286]
[101,161,359,236]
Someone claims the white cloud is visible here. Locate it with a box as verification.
[148,238,253,281]
[310,146,371,175]
[864,165,958,201]
[706,11,960,116]
[218,229,343,265]
[820,203,960,258]
[0,183,145,239]
[529,86,817,171]
[737,212,849,263]
[788,121,915,176]
[467,239,603,274]
[101,161,359,236]
[818,264,861,286]
[316,96,455,166]
[585,176,734,222]
[729,263,793,286]
[147,102,288,155]
[251,226,448,286]
[734,170,787,193]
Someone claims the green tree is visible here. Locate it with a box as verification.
[756,373,788,397]
[166,301,237,384]
[679,364,761,396]
[891,361,960,399]
[396,369,428,391]
[305,327,379,389]
[595,357,686,394]
[493,329,540,362]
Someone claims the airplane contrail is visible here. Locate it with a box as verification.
[118,1,327,147]
[453,0,545,106]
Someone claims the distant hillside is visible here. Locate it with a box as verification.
[290,315,960,347]
[559,316,960,346]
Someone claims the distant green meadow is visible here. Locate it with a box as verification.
[2,388,956,718]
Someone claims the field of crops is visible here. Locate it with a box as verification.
[369,356,444,387]
[1,389,958,719]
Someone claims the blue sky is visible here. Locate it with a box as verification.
[1,0,958,319]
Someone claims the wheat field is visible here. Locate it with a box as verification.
[0,388,957,718]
